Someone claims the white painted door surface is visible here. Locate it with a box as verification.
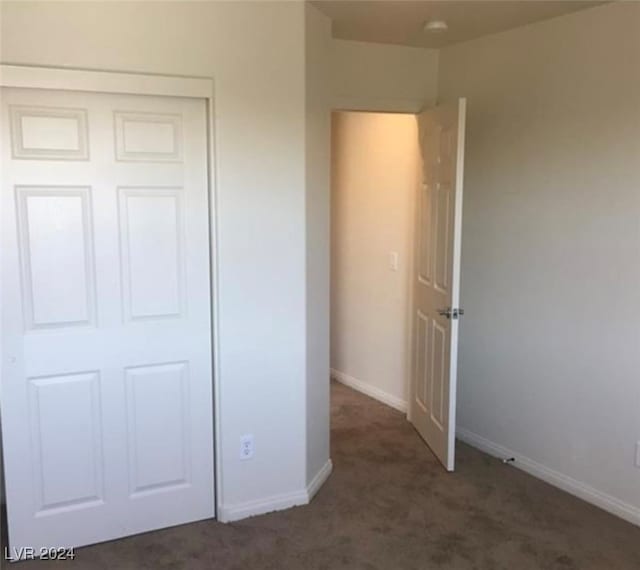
[410,99,466,471]
[1,87,214,552]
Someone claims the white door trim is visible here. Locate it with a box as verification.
[0,65,213,99]
[0,64,223,520]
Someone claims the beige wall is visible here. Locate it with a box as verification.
[332,39,438,112]
[438,2,640,522]
[331,112,420,408]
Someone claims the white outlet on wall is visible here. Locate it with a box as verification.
[635,441,640,468]
[240,434,254,460]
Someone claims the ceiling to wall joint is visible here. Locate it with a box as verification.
[311,1,607,48]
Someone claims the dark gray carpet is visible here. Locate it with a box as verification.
[9,381,640,569]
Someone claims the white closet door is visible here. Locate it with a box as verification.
[1,87,214,553]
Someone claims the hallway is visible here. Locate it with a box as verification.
[12,382,640,569]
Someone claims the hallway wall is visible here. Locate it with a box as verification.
[330,111,421,410]
[331,39,438,112]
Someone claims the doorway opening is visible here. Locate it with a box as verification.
[330,110,420,416]
[330,102,467,472]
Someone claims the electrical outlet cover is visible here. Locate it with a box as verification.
[240,434,254,460]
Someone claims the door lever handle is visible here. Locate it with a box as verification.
[437,307,464,320]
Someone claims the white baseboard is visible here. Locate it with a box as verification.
[457,427,640,528]
[307,458,333,500]
[218,459,333,523]
[331,368,407,413]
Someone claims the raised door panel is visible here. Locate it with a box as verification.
[429,320,447,431]
[115,112,182,162]
[414,311,429,412]
[419,123,439,186]
[16,186,96,330]
[10,106,89,161]
[28,372,104,514]
[418,183,432,285]
[437,127,456,186]
[125,362,190,497]
[118,188,185,321]
[433,183,451,294]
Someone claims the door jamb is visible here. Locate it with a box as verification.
[0,64,223,519]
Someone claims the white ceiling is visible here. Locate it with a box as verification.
[311,1,606,48]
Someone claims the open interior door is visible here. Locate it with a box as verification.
[410,99,466,471]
